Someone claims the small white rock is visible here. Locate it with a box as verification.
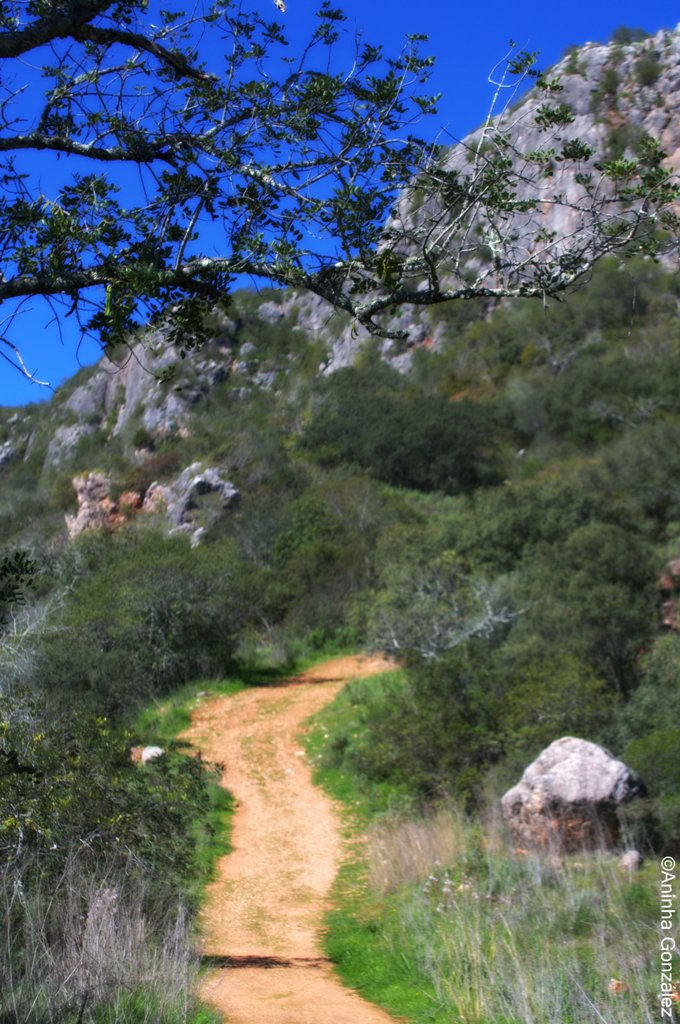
[141,746,165,764]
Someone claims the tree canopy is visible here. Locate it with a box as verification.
[0,0,677,380]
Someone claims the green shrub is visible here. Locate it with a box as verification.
[131,424,155,450]
[607,122,646,160]
[610,26,650,45]
[517,521,657,697]
[590,66,619,114]
[33,531,253,715]
[49,471,78,511]
[0,689,210,883]
[617,635,680,850]
[636,50,662,87]
[318,649,505,806]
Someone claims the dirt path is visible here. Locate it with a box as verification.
[179,654,397,1024]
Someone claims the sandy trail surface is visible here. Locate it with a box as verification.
[180,654,398,1024]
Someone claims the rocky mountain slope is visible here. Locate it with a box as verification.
[1,26,679,546]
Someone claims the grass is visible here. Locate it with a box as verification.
[306,680,670,1024]
[303,668,413,815]
[135,677,247,745]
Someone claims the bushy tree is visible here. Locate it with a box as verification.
[517,522,657,696]
[0,688,210,880]
[617,635,680,850]
[326,647,505,804]
[302,358,501,493]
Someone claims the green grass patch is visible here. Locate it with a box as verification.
[186,774,236,899]
[135,677,247,745]
[87,988,220,1024]
[304,669,413,816]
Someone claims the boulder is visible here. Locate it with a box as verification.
[501,737,645,851]
[117,490,143,514]
[142,481,169,515]
[139,464,239,541]
[131,745,165,764]
[165,462,239,527]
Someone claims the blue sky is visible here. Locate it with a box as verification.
[2,0,679,407]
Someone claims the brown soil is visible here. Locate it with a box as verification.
[179,654,398,1024]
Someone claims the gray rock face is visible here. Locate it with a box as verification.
[501,737,646,851]
[45,423,97,466]
[0,440,18,469]
[142,462,239,541]
[64,376,108,421]
[257,300,286,322]
[168,462,239,526]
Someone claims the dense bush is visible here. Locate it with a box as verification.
[31,531,255,715]
[636,49,662,87]
[515,521,658,696]
[301,358,502,494]
[616,635,680,851]
[610,25,650,44]
[0,688,210,883]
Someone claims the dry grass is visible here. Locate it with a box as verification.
[368,804,469,895]
[0,854,205,1024]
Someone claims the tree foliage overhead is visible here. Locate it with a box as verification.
[0,0,677,379]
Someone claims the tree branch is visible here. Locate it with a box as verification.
[0,132,176,164]
[0,0,112,58]
[73,25,216,83]
[0,337,53,389]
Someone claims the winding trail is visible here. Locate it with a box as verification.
[180,654,397,1024]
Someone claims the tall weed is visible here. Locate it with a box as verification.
[0,854,207,1024]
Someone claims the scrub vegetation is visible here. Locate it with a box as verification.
[1,253,680,1020]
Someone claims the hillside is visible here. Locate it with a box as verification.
[1,26,680,1024]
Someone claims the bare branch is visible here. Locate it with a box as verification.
[0,132,176,164]
[0,337,53,390]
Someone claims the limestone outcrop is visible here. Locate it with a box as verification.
[65,473,137,538]
[65,464,238,541]
[142,463,239,542]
